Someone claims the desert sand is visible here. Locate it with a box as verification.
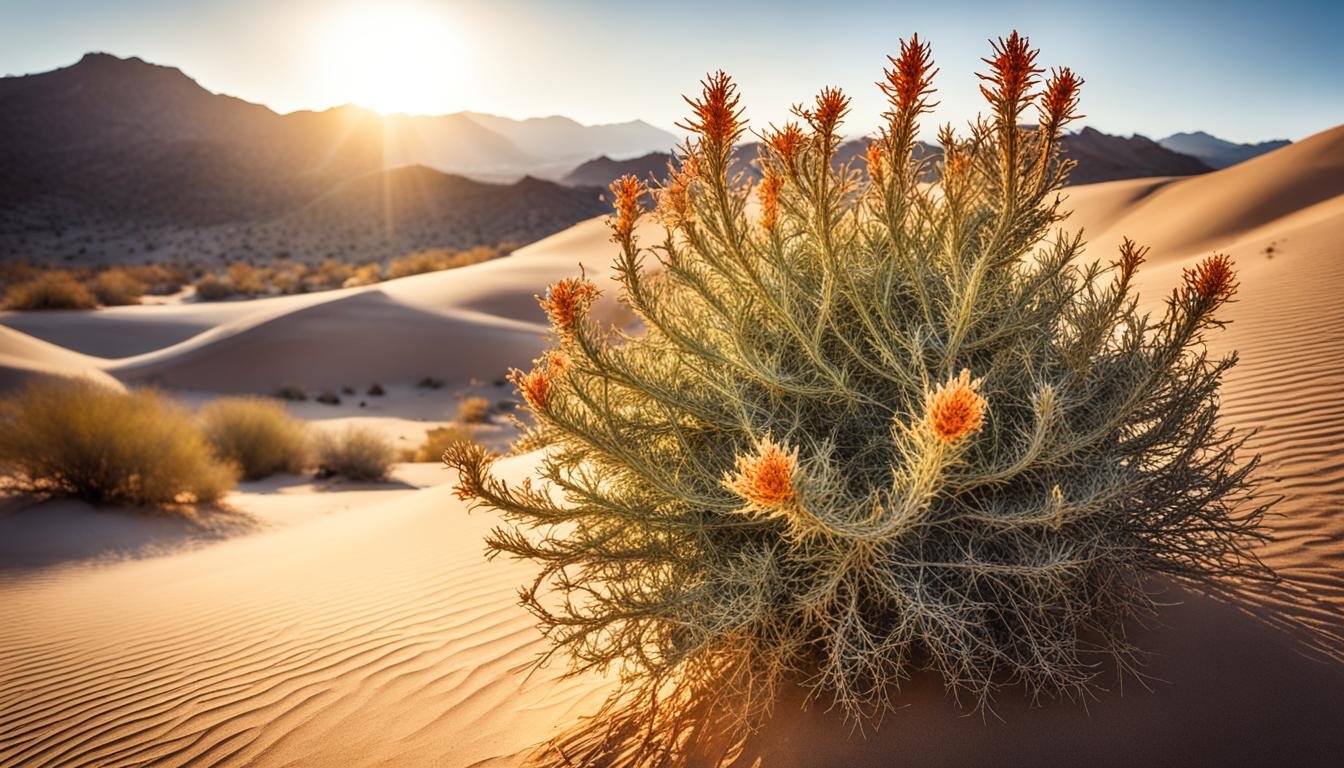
[2,127,1344,766]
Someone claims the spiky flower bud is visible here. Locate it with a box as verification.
[1040,66,1083,134]
[538,277,599,337]
[759,172,784,232]
[677,71,745,159]
[978,30,1042,114]
[881,33,938,118]
[764,121,807,174]
[726,436,799,507]
[1184,253,1239,305]
[609,174,646,243]
[926,369,987,443]
[801,86,850,142]
[510,366,551,411]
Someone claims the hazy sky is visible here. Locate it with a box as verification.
[2,0,1340,142]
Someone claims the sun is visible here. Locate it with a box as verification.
[315,3,469,115]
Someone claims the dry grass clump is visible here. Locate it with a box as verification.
[3,272,98,310]
[411,423,476,462]
[447,32,1272,761]
[455,396,491,424]
[199,397,309,480]
[193,273,235,301]
[0,379,237,505]
[314,426,396,481]
[385,245,501,280]
[89,268,146,306]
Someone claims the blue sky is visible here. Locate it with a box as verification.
[1,0,1340,142]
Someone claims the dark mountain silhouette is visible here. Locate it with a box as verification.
[562,129,1214,189]
[1158,131,1291,169]
[0,53,659,264]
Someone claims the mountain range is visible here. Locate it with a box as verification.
[0,52,1294,267]
[1157,131,1292,169]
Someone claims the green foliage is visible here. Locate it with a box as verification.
[314,426,396,481]
[3,272,98,310]
[446,33,1272,758]
[199,396,309,480]
[0,379,237,506]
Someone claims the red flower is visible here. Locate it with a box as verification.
[926,369,987,443]
[727,436,799,507]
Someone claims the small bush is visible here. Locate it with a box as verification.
[275,384,308,401]
[89,269,146,306]
[194,273,235,301]
[227,262,266,295]
[367,383,386,396]
[412,423,475,462]
[314,426,396,481]
[447,34,1273,761]
[3,272,97,310]
[416,376,445,389]
[0,379,237,505]
[199,397,309,480]
[455,396,491,424]
[314,391,341,406]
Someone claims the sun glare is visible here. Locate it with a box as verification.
[315,3,469,115]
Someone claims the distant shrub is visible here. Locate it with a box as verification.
[194,273,235,301]
[199,396,309,480]
[124,263,188,295]
[227,262,266,295]
[455,396,491,424]
[0,379,237,505]
[344,262,383,287]
[447,34,1273,762]
[314,391,341,406]
[416,376,445,390]
[367,383,386,396]
[89,268,146,306]
[412,423,475,462]
[275,384,308,401]
[3,272,97,310]
[314,426,396,481]
[386,246,500,280]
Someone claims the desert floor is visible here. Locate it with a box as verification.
[2,127,1343,767]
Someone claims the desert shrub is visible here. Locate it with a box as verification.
[199,396,309,480]
[275,384,308,401]
[455,396,491,424]
[227,262,266,295]
[412,423,476,462]
[344,262,383,287]
[314,426,396,481]
[0,379,237,505]
[314,391,341,405]
[89,268,146,306]
[3,272,97,310]
[123,263,188,295]
[367,383,386,396]
[193,273,235,301]
[416,376,445,389]
[446,33,1272,760]
[305,259,354,291]
[385,246,500,279]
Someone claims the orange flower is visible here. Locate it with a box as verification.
[543,349,570,376]
[881,34,938,117]
[763,121,807,173]
[865,141,886,186]
[1040,67,1083,132]
[726,436,799,507]
[677,71,745,152]
[759,172,783,232]
[977,31,1042,111]
[658,157,697,225]
[1183,253,1238,304]
[610,174,646,242]
[926,369,987,443]
[802,87,850,141]
[511,366,551,411]
[538,276,599,335]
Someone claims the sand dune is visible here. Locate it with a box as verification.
[0,216,629,393]
[2,129,1343,766]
